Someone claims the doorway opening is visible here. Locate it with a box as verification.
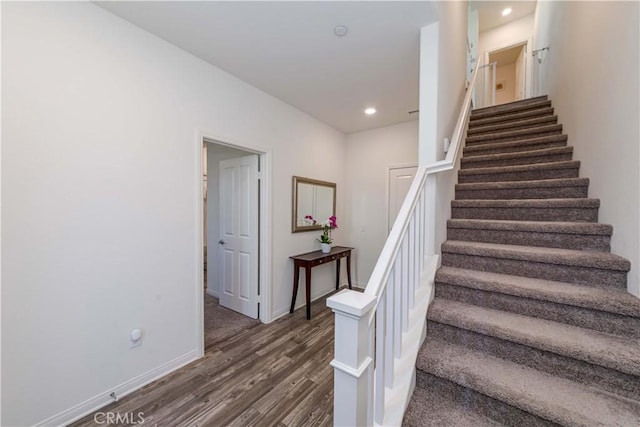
[198,134,271,355]
[487,41,528,105]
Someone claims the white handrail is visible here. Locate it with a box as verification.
[327,58,481,427]
[363,56,481,317]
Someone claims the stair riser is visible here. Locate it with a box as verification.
[464,140,567,157]
[435,283,639,338]
[455,185,588,200]
[471,100,552,120]
[462,152,573,169]
[458,167,580,184]
[468,117,558,136]
[441,253,627,289]
[451,206,598,222]
[472,96,548,113]
[447,226,610,251]
[466,130,563,147]
[428,322,640,401]
[469,107,555,128]
[414,371,556,427]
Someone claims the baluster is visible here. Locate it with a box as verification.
[408,215,415,309]
[375,288,386,424]
[394,256,402,358]
[385,270,395,386]
[420,185,426,259]
[401,235,409,333]
[419,193,425,273]
[425,175,437,255]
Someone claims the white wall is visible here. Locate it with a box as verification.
[419,1,467,166]
[205,144,252,298]
[435,0,468,164]
[533,1,640,296]
[468,8,479,81]
[1,2,347,425]
[479,13,534,59]
[429,1,468,255]
[345,121,418,286]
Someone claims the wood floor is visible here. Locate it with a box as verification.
[72,294,336,427]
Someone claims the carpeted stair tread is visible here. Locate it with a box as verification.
[463,134,568,157]
[451,198,600,222]
[435,267,640,318]
[467,115,558,136]
[461,146,573,167]
[471,99,552,121]
[451,197,600,222]
[447,218,611,250]
[455,177,589,200]
[458,160,580,180]
[447,218,610,235]
[469,106,555,128]
[452,197,598,209]
[418,338,640,427]
[466,124,563,146]
[442,240,630,272]
[428,298,640,376]
[402,380,503,427]
[456,177,588,192]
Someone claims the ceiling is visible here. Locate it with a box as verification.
[471,1,537,32]
[489,44,525,66]
[96,1,438,134]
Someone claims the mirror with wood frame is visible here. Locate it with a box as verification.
[292,176,336,233]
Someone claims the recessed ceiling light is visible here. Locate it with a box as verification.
[502,7,512,16]
[364,107,377,115]
[334,25,348,37]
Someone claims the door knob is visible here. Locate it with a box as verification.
[218,239,225,245]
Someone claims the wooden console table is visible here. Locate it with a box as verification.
[290,246,353,320]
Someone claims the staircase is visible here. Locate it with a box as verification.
[403,96,640,426]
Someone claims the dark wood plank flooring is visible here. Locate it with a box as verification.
[72,294,336,427]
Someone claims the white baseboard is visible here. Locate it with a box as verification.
[205,287,219,298]
[271,283,353,322]
[352,282,366,290]
[36,349,200,427]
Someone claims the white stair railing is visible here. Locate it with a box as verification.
[327,59,481,427]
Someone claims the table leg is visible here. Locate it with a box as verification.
[346,253,353,290]
[290,263,300,314]
[305,266,312,320]
[335,258,341,290]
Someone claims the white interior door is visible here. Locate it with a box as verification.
[218,155,259,318]
[388,166,418,233]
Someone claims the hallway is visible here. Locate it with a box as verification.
[72,295,335,426]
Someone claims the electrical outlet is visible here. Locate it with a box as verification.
[130,328,142,348]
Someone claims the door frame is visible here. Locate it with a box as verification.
[483,37,533,100]
[195,129,272,357]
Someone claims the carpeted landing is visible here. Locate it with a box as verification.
[403,96,640,426]
[204,293,260,350]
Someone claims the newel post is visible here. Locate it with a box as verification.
[326,289,377,427]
